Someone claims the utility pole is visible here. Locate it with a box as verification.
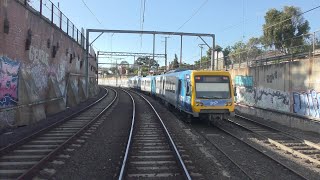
[198,44,205,69]
[180,35,183,67]
[114,58,124,87]
[164,37,169,71]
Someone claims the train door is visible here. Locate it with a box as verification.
[162,77,165,97]
[185,79,192,112]
[177,79,182,108]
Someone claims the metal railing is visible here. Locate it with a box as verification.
[18,0,86,48]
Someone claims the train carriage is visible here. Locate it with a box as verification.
[129,70,235,122]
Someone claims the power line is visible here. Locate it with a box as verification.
[81,0,103,25]
[175,0,209,32]
[140,0,147,51]
[80,0,104,52]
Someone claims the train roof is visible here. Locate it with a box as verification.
[165,68,190,74]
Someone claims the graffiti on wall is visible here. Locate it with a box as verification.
[29,46,49,66]
[27,46,51,94]
[0,56,20,107]
[236,87,290,112]
[266,71,278,83]
[0,56,20,126]
[235,75,253,87]
[293,90,320,118]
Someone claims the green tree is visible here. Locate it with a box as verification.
[246,37,263,60]
[119,60,129,67]
[222,46,232,67]
[262,6,310,54]
[135,56,159,67]
[170,54,179,69]
[229,41,247,64]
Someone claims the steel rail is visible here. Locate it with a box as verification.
[118,89,136,180]
[0,87,108,154]
[235,114,320,150]
[16,87,118,179]
[130,90,192,180]
[221,117,308,179]
[185,123,254,180]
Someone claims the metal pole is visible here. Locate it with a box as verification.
[152,34,155,72]
[200,46,203,69]
[164,37,168,71]
[51,3,54,24]
[72,24,75,39]
[67,19,69,35]
[313,32,316,58]
[59,10,62,29]
[217,49,220,70]
[96,53,98,84]
[85,30,90,98]
[198,44,205,69]
[211,35,215,70]
[40,0,42,16]
[180,35,183,67]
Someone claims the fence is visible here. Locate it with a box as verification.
[18,0,86,49]
[216,30,320,70]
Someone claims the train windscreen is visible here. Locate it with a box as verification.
[195,76,231,99]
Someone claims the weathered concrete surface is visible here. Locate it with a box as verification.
[230,56,320,121]
[236,104,320,134]
[0,0,99,129]
[98,77,130,87]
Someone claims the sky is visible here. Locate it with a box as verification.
[36,0,320,67]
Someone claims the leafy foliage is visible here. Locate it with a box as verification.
[222,46,232,67]
[262,6,310,54]
[170,54,179,69]
[135,56,159,67]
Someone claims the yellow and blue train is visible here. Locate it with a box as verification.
[128,69,235,121]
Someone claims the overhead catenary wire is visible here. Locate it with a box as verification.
[80,0,103,52]
[81,0,103,25]
[175,0,209,32]
[139,0,147,52]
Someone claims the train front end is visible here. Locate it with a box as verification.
[191,71,235,121]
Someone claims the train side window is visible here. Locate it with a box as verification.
[186,81,191,96]
[162,80,165,90]
[178,80,182,95]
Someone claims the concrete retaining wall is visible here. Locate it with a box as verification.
[0,0,99,129]
[98,77,130,88]
[230,55,320,132]
[230,57,320,116]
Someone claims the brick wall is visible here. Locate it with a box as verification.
[0,0,98,129]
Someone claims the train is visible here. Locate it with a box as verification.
[128,69,235,122]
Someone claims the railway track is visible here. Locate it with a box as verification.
[118,89,191,179]
[227,115,320,168]
[0,87,117,180]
